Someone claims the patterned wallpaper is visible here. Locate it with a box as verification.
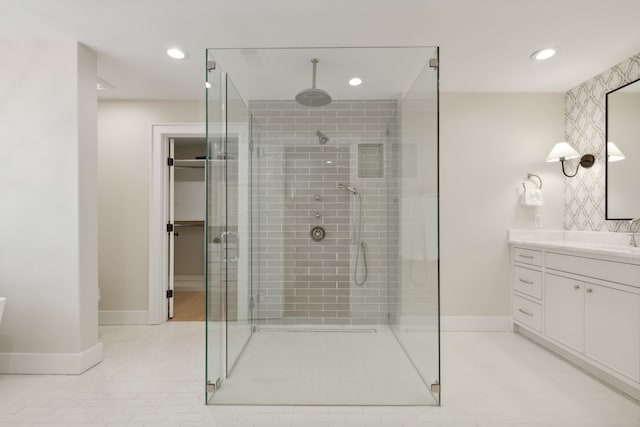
[564,52,640,231]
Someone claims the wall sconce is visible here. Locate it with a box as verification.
[607,142,625,162]
[545,142,595,177]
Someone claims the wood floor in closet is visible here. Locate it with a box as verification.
[172,291,206,321]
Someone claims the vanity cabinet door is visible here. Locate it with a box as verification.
[545,273,584,353]
[584,283,640,382]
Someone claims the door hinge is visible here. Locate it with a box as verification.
[429,58,439,70]
[166,289,173,298]
[167,157,174,166]
[167,223,174,232]
[206,377,221,393]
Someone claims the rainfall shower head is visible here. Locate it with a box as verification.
[295,59,332,108]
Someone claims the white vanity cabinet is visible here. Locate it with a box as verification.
[511,248,543,332]
[510,241,640,399]
[584,282,640,382]
[544,273,584,353]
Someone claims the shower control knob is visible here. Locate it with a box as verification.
[310,226,326,242]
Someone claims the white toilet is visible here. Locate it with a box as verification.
[0,297,5,324]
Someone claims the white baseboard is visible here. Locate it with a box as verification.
[99,310,149,325]
[0,342,103,374]
[441,316,513,332]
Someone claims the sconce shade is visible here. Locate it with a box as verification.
[607,142,625,162]
[545,142,580,162]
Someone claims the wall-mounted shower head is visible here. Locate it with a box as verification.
[338,183,359,195]
[316,130,329,145]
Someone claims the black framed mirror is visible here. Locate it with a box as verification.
[605,77,640,220]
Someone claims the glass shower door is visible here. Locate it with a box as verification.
[205,63,224,402]
[388,49,440,405]
[206,57,255,402]
[224,75,254,376]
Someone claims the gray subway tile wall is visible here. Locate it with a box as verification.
[250,100,398,325]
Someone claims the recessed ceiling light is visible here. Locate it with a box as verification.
[348,77,362,86]
[531,47,558,61]
[167,48,186,59]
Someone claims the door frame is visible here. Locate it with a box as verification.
[149,123,205,324]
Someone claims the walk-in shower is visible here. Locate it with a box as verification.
[205,47,439,406]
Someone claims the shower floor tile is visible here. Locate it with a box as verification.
[212,325,436,405]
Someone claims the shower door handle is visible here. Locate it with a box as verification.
[220,231,239,263]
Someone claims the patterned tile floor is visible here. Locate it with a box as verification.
[1,322,639,426]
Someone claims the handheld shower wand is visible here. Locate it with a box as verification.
[338,183,368,286]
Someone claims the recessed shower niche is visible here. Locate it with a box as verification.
[204,47,440,405]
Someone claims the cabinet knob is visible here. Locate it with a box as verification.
[586,288,593,293]
[574,284,580,290]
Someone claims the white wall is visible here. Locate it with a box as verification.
[98,101,204,315]
[98,94,564,323]
[440,93,565,318]
[0,42,100,373]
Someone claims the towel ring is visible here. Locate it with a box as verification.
[522,173,543,191]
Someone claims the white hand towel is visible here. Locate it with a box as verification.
[521,188,543,207]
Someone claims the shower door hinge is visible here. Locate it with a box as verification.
[430,381,440,393]
[207,61,217,72]
[429,58,439,70]
[206,377,221,393]
[249,296,255,311]
[166,289,173,298]
[167,157,174,166]
[167,223,174,232]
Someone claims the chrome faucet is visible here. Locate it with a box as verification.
[628,218,640,247]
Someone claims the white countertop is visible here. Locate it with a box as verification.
[509,229,640,260]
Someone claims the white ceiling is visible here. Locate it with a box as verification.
[2,0,640,101]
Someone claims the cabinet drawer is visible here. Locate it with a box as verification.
[513,294,542,332]
[546,252,640,288]
[514,247,542,267]
[513,266,542,299]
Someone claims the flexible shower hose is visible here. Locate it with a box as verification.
[352,191,368,286]
[354,240,368,286]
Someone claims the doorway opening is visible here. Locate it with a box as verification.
[169,137,206,321]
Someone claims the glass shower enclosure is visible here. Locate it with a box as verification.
[205,47,440,406]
